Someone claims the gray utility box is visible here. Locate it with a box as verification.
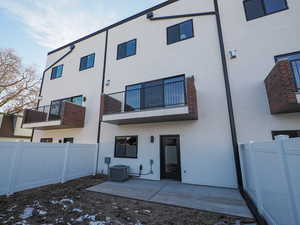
[109,165,129,182]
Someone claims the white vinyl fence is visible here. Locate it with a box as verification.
[239,138,300,225]
[0,142,98,196]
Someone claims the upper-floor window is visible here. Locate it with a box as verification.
[51,65,63,80]
[80,53,95,71]
[117,39,137,60]
[125,75,186,112]
[167,19,194,45]
[243,0,288,21]
[275,52,300,90]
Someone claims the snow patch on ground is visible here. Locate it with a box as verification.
[60,198,74,204]
[19,207,34,219]
[7,205,17,212]
[14,220,30,225]
[72,208,83,213]
[89,222,106,225]
[38,209,47,215]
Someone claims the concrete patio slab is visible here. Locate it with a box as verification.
[87,179,253,218]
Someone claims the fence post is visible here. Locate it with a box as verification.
[248,141,264,214]
[7,142,24,196]
[61,143,70,183]
[278,139,299,225]
[93,144,98,176]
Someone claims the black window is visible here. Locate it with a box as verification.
[117,39,137,60]
[114,136,138,158]
[272,130,300,140]
[51,65,63,80]
[125,75,186,112]
[244,0,288,21]
[64,138,74,143]
[79,53,95,71]
[167,20,194,45]
[40,138,53,143]
[275,52,300,90]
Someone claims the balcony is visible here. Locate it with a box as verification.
[101,76,198,125]
[265,60,300,114]
[22,101,86,130]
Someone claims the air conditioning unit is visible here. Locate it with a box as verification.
[109,165,129,182]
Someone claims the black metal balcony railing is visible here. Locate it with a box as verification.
[103,80,187,115]
[24,102,64,124]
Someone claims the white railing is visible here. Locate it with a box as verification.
[0,142,98,196]
[239,138,300,225]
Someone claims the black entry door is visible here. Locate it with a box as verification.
[160,135,181,181]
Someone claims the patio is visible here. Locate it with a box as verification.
[87,178,253,219]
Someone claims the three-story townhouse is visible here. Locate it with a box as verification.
[22,0,300,188]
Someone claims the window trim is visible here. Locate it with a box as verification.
[116,39,137,60]
[50,64,64,80]
[243,0,289,21]
[114,136,138,159]
[166,19,194,45]
[274,51,300,90]
[79,53,95,71]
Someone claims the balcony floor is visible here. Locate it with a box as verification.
[22,120,62,130]
[102,105,195,125]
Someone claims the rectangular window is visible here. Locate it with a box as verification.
[40,138,53,143]
[167,20,194,45]
[244,0,288,21]
[117,39,137,60]
[275,52,300,90]
[125,75,186,112]
[114,136,138,158]
[51,65,63,80]
[272,130,300,140]
[79,53,95,71]
[49,95,83,121]
[64,137,74,143]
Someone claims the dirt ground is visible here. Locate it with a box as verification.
[0,175,256,225]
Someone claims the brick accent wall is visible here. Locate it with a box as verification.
[23,109,47,123]
[186,76,198,120]
[101,94,122,115]
[264,60,300,114]
[0,115,14,137]
[61,101,86,128]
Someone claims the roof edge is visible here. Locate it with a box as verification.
[48,0,179,55]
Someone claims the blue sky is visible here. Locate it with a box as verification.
[0,0,164,75]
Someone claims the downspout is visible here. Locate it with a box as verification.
[30,44,75,142]
[214,1,268,224]
[95,30,109,174]
[213,0,243,189]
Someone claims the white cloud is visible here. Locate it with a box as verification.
[0,0,119,49]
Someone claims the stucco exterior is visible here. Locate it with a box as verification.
[31,0,300,188]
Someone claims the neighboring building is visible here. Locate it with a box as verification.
[0,113,32,142]
[22,0,300,188]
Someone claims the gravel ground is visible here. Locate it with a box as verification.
[0,175,256,225]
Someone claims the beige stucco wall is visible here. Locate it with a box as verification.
[219,0,300,142]
[99,0,237,188]
[33,32,106,144]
